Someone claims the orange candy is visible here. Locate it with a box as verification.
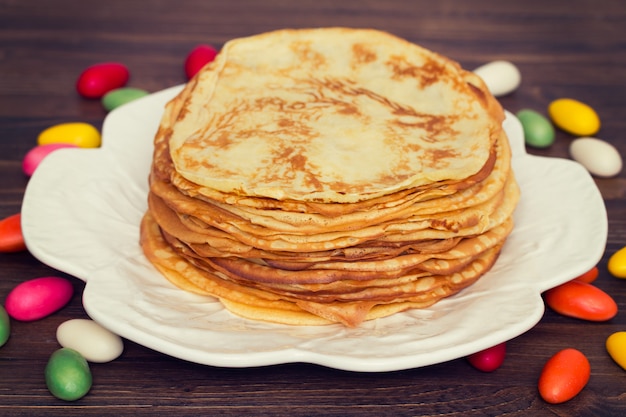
[544,280,617,321]
[538,348,590,404]
[573,266,599,284]
[0,213,26,253]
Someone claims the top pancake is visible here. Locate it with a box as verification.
[167,28,504,203]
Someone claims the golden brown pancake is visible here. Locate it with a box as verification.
[140,28,519,327]
[167,28,504,203]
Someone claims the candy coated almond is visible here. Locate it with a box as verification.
[0,213,26,253]
[538,348,590,404]
[606,332,626,371]
[570,137,622,178]
[76,62,129,99]
[472,60,521,97]
[185,44,218,79]
[22,143,78,177]
[608,246,626,278]
[37,122,101,148]
[467,342,506,372]
[5,276,74,321]
[0,305,9,347]
[102,87,149,111]
[573,266,599,284]
[548,98,600,136]
[517,109,555,148]
[544,280,617,321]
[57,319,124,363]
[45,348,92,401]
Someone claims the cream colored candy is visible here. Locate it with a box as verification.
[56,319,123,363]
[569,137,622,177]
[473,60,521,97]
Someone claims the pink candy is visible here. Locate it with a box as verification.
[76,62,129,99]
[5,277,74,321]
[22,143,78,177]
[467,342,507,372]
[184,44,218,79]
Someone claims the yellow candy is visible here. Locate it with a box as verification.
[548,98,600,136]
[37,122,101,148]
[606,332,626,371]
[608,246,626,278]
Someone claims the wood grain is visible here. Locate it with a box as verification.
[1,1,625,415]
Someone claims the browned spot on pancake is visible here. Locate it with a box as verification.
[386,55,449,88]
[278,118,294,128]
[290,40,326,69]
[418,57,449,88]
[351,43,377,67]
[215,131,232,148]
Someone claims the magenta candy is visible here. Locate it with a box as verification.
[76,62,130,99]
[22,143,78,177]
[467,342,506,372]
[184,44,218,79]
[5,277,74,321]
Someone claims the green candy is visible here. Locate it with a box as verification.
[517,109,555,148]
[102,87,149,111]
[45,348,92,401]
[0,305,9,347]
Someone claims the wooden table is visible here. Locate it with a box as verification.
[1,1,625,415]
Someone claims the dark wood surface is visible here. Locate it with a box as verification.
[1,1,626,415]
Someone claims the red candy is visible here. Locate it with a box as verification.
[544,280,618,321]
[184,44,218,79]
[573,266,599,284]
[538,348,590,404]
[0,213,26,253]
[467,342,506,372]
[5,276,74,321]
[76,62,130,99]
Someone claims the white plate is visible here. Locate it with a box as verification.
[21,85,607,372]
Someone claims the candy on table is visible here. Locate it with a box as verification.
[544,280,618,322]
[467,342,506,372]
[472,60,521,97]
[45,348,92,401]
[102,87,149,111]
[184,44,218,79]
[76,62,130,99]
[608,246,626,278]
[569,137,622,178]
[22,143,78,177]
[538,348,590,404]
[57,319,124,363]
[0,213,26,253]
[4,276,74,322]
[606,332,626,371]
[516,109,555,148]
[37,122,101,148]
[573,266,599,284]
[548,98,600,136]
[0,305,9,348]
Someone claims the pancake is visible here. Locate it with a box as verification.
[167,28,504,203]
[140,28,520,327]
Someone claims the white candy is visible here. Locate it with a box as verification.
[570,137,623,178]
[57,319,124,363]
[473,60,521,97]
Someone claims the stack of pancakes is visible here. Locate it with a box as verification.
[140,28,520,327]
